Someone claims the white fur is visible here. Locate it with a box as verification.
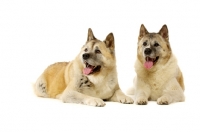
[130,54,185,105]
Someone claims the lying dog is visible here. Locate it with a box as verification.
[128,24,185,105]
[34,28,133,106]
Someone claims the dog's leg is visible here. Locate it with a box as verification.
[135,77,151,105]
[108,86,134,104]
[60,88,106,107]
[157,78,185,105]
[34,75,49,97]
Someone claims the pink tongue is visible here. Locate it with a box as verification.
[144,61,153,69]
[83,68,93,75]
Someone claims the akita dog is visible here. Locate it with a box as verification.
[34,28,133,106]
[128,24,185,105]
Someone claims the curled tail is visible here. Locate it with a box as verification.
[126,86,135,95]
[126,77,136,95]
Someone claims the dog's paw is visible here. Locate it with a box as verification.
[84,97,106,107]
[118,95,134,104]
[136,96,148,105]
[79,76,92,88]
[157,96,169,105]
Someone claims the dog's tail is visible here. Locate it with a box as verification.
[126,86,135,95]
[126,77,136,95]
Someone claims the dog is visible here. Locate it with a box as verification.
[127,24,185,105]
[34,28,133,106]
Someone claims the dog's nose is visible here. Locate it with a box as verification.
[82,53,90,60]
[144,48,152,55]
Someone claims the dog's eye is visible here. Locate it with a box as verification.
[154,43,159,47]
[95,49,101,54]
[143,42,147,46]
[84,48,88,52]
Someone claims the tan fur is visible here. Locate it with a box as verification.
[34,28,133,107]
[128,24,185,105]
[44,62,68,98]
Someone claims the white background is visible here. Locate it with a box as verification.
[0,0,200,132]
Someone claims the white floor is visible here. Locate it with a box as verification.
[1,0,200,132]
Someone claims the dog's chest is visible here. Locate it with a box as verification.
[81,76,116,99]
[96,84,115,99]
[148,76,164,90]
[146,71,169,100]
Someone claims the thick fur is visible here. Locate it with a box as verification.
[128,24,185,105]
[34,28,133,107]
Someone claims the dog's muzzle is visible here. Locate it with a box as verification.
[144,48,152,55]
[82,53,101,75]
[82,53,90,60]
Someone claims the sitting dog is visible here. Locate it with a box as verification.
[128,24,185,105]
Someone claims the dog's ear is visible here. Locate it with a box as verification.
[87,28,96,41]
[138,24,149,40]
[158,25,169,40]
[104,33,115,49]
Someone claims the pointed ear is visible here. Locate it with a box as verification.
[104,33,115,49]
[87,28,96,41]
[158,24,169,40]
[138,24,149,40]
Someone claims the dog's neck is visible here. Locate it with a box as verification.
[87,67,118,84]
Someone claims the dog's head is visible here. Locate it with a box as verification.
[137,24,172,70]
[80,28,116,76]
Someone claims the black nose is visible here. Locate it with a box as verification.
[144,48,152,55]
[82,53,90,60]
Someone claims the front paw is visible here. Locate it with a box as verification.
[157,96,169,105]
[118,95,134,104]
[79,76,92,88]
[84,97,106,107]
[136,96,148,105]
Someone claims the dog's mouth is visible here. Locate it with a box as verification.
[144,56,159,69]
[83,61,101,75]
